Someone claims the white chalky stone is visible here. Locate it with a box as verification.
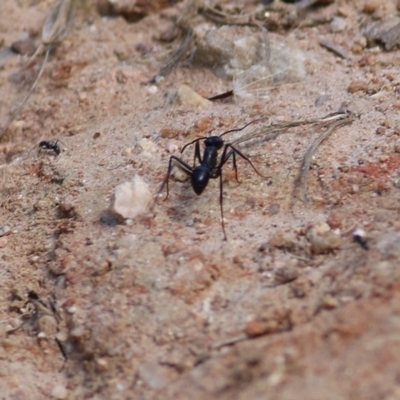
[111,175,152,220]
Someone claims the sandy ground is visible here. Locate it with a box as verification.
[1,0,400,399]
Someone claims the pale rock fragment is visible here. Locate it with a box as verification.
[177,85,211,109]
[111,176,152,220]
[51,384,68,399]
[307,224,342,254]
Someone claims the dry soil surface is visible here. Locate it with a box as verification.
[1,0,400,399]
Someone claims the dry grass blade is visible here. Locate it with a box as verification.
[226,112,352,205]
[152,27,194,82]
[27,0,75,66]
[231,118,319,147]
[151,0,198,82]
[294,113,354,202]
[0,49,50,141]
[42,0,75,45]
[0,0,75,141]
[230,112,350,147]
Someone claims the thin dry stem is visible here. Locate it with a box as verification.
[230,112,348,147]
[0,0,75,141]
[0,48,50,141]
[26,0,75,67]
[152,27,194,82]
[294,113,354,202]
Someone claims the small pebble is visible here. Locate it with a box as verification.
[70,326,87,341]
[58,201,77,219]
[0,226,11,237]
[55,332,68,342]
[11,38,37,55]
[172,166,190,182]
[322,294,339,309]
[379,155,389,162]
[122,147,134,156]
[92,260,111,276]
[327,213,342,230]
[330,17,347,33]
[67,306,77,314]
[307,225,342,254]
[351,184,359,194]
[51,384,68,399]
[312,223,330,235]
[148,85,158,94]
[246,320,276,337]
[177,85,211,109]
[138,138,156,152]
[166,140,179,154]
[96,357,109,372]
[348,80,368,93]
[363,0,380,14]
[274,264,298,285]
[160,127,181,139]
[384,118,394,128]
[110,176,152,220]
[269,230,296,250]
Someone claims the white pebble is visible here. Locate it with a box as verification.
[139,138,156,152]
[147,85,158,94]
[111,175,152,220]
[166,140,179,154]
[51,384,68,399]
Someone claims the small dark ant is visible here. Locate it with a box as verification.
[353,228,369,250]
[159,119,268,240]
[39,140,61,156]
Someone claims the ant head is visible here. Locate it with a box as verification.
[204,136,224,149]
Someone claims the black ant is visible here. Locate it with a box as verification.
[353,228,369,250]
[159,119,268,240]
[39,140,61,156]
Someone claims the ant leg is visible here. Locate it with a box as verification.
[218,169,228,241]
[180,137,205,167]
[181,137,206,155]
[219,144,241,182]
[227,144,268,178]
[231,152,240,183]
[158,155,193,201]
[221,148,240,183]
[194,140,203,166]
